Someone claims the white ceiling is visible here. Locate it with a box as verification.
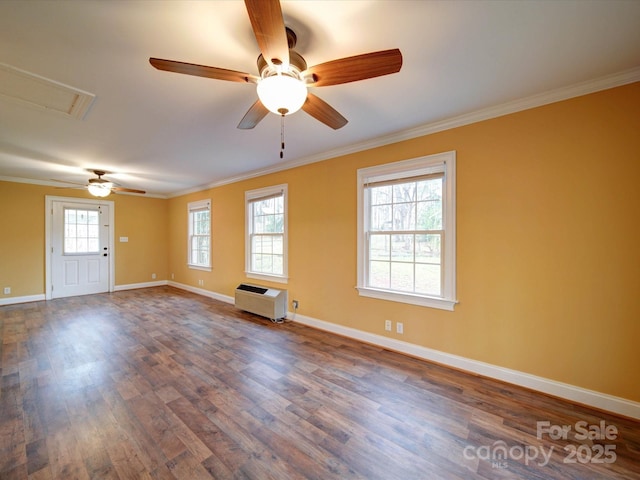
[1,0,639,197]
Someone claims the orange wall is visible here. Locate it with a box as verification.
[167,82,640,402]
[0,182,168,296]
[111,193,169,286]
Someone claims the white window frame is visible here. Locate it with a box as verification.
[245,184,288,284]
[187,199,211,271]
[244,183,289,283]
[357,151,457,311]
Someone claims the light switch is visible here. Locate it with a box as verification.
[119,236,129,242]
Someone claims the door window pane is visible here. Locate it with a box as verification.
[64,208,100,254]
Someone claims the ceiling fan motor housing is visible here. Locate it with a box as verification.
[257,52,307,79]
[89,170,110,185]
[257,26,306,76]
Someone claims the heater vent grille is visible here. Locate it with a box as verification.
[237,284,268,295]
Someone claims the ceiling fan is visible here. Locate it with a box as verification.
[149,0,403,131]
[54,170,146,197]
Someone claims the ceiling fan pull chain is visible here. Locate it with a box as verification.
[280,113,285,159]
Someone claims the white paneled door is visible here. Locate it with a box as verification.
[50,200,111,298]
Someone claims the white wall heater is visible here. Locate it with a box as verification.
[234,284,287,322]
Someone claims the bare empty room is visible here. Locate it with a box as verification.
[1,1,639,478]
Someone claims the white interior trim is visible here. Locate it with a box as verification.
[169,67,640,197]
[166,283,640,420]
[356,151,457,310]
[44,195,115,300]
[290,312,640,420]
[0,177,168,199]
[0,294,45,306]
[6,283,637,419]
[168,281,234,304]
[6,280,633,419]
[114,280,168,291]
[244,184,289,282]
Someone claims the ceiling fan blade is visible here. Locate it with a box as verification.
[112,187,146,195]
[305,49,403,87]
[244,0,289,68]
[149,58,256,83]
[302,93,348,130]
[238,99,270,129]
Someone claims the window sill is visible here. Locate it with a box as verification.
[188,264,211,272]
[356,286,457,311]
[246,272,288,285]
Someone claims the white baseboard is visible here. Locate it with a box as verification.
[114,280,168,291]
[291,312,640,420]
[167,281,234,304]
[0,293,46,306]
[0,283,169,305]
[166,282,640,420]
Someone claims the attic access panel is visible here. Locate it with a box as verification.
[0,62,95,119]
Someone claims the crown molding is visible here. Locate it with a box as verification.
[169,66,640,198]
[0,175,167,198]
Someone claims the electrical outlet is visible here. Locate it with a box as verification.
[198,279,204,286]
[171,273,175,280]
[385,320,392,331]
[396,322,404,334]
[151,273,156,279]
[292,300,299,309]
[3,287,10,295]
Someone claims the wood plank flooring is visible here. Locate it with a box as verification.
[1,286,638,479]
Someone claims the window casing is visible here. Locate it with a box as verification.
[245,184,288,283]
[188,199,211,270]
[357,151,457,310]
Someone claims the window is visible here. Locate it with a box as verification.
[357,151,456,310]
[188,199,211,270]
[64,208,100,254]
[245,184,288,283]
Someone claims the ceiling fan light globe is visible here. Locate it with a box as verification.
[88,184,111,197]
[257,75,307,115]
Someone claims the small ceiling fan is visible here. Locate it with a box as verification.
[149,0,403,130]
[54,170,146,197]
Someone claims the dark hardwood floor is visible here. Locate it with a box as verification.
[1,286,638,479]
